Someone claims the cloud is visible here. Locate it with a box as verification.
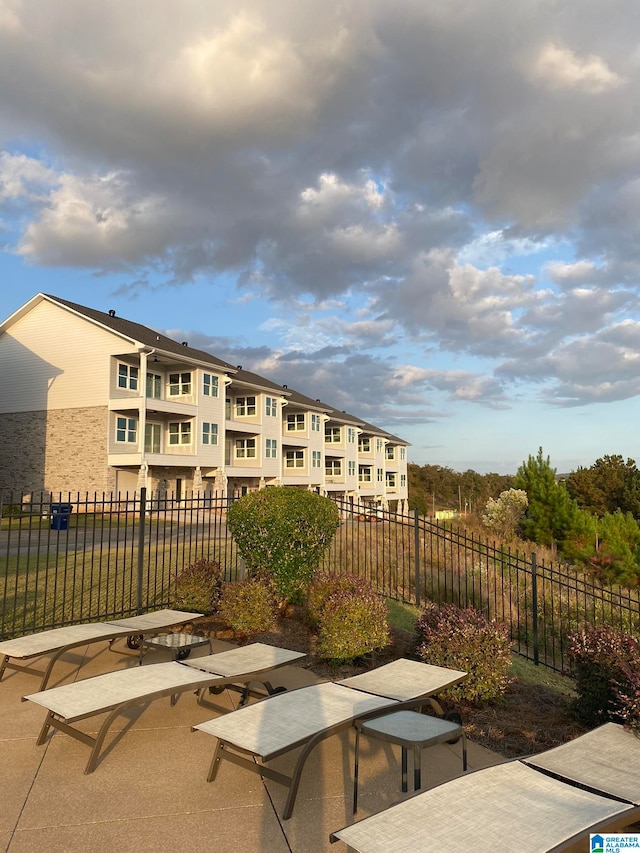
[532,43,623,94]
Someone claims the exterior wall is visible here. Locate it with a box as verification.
[0,406,110,494]
[0,299,130,414]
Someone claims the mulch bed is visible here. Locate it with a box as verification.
[191,612,587,759]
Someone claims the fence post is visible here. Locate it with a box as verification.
[414,509,421,608]
[531,552,539,665]
[136,487,147,614]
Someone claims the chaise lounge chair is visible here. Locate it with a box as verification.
[0,608,204,690]
[330,722,640,852]
[193,658,467,819]
[24,642,306,773]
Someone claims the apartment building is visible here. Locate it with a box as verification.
[0,293,409,510]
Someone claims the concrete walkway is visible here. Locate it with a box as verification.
[0,638,503,852]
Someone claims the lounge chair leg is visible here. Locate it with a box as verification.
[0,654,7,682]
[353,726,360,814]
[207,741,224,782]
[36,712,55,745]
[282,733,324,820]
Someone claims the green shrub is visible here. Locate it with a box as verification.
[227,487,341,602]
[614,663,640,735]
[307,572,374,628]
[567,626,640,726]
[172,557,223,615]
[415,602,512,703]
[217,579,277,636]
[315,582,390,663]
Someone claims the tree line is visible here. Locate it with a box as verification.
[409,451,640,586]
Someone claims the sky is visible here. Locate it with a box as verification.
[1,1,640,475]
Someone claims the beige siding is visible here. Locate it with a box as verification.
[0,299,136,413]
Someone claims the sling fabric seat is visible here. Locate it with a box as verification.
[24,642,305,773]
[330,722,640,853]
[193,658,467,819]
[0,609,203,690]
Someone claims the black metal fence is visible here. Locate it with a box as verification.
[2,490,640,673]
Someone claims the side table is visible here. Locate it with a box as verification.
[353,710,467,813]
[138,632,212,664]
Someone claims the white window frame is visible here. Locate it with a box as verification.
[386,446,396,460]
[266,438,278,458]
[146,372,162,399]
[376,438,384,453]
[287,413,305,431]
[325,426,341,443]
[312,450,322,468]
[235,396,256,417]
[169,372,192,397]
[116,416,137,443]
[311,414,321,431]
[235,438,257,458]
[202,422,218,446]
[169,422,192,445]
[118,363,139,391]
[265,396,277,416]
[401,473,407,487]
[377,467,384,482]
[359,466,372,483]
[348,460,356,476]
[347,427,356,443]
[400,447,406,460]
[285,450,305,468]
[144,422,161,453]
[203,373,219,398]
[325,459,342,476]
[359,437,371,453]
[386,472,397,488]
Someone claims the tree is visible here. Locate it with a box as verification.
[226,487,341,603]
[565,455,640,519]
[482,489,528,540]
[514,448,578,547]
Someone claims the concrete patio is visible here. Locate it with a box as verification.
[0,636,504,852]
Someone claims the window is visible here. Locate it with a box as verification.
[287,413,305,431]
[169,422,191,445]
[400,447,406,460]
[376,438,384,453]
[311,413,321,431]
[359,466,372,483]
[266,438,277,458]
[325,459,342,476]
[325,426,341,443]
[169,372,192,396]
[377,467,384,482]
[386,446,396,460]
[118,363,138,391]
[235,396,256,416]
[386,472,397,488]
[312,450,322,468]
[285,450,304,468]
[203,373,219,397]
[146,372,161,399]
[144,423,161,453]
[202,422,218,445]
[116,416,137,443]
[265,396,277,416]
[235,438,256,458]
[347,427,356,443]
[401,474,407,487]
[348,461,356,476]
[359,437,371,453]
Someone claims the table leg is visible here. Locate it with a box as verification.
[353,726,361,814]
[413,744,421,790]
[401,746,408,792]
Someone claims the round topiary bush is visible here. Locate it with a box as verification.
[171,557,223,615]
[216,578,278,637]
[415,601,512,703]
[311,573,390,663]
[227,487,341,602]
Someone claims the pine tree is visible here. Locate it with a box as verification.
[514,448,578,547]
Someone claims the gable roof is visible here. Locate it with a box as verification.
[43,294,238,372]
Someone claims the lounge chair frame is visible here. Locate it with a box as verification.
[194,659,467,820]
[25,643,305,773]
[0,609,203,690]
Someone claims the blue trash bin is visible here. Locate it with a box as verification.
[51,503,73,530]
